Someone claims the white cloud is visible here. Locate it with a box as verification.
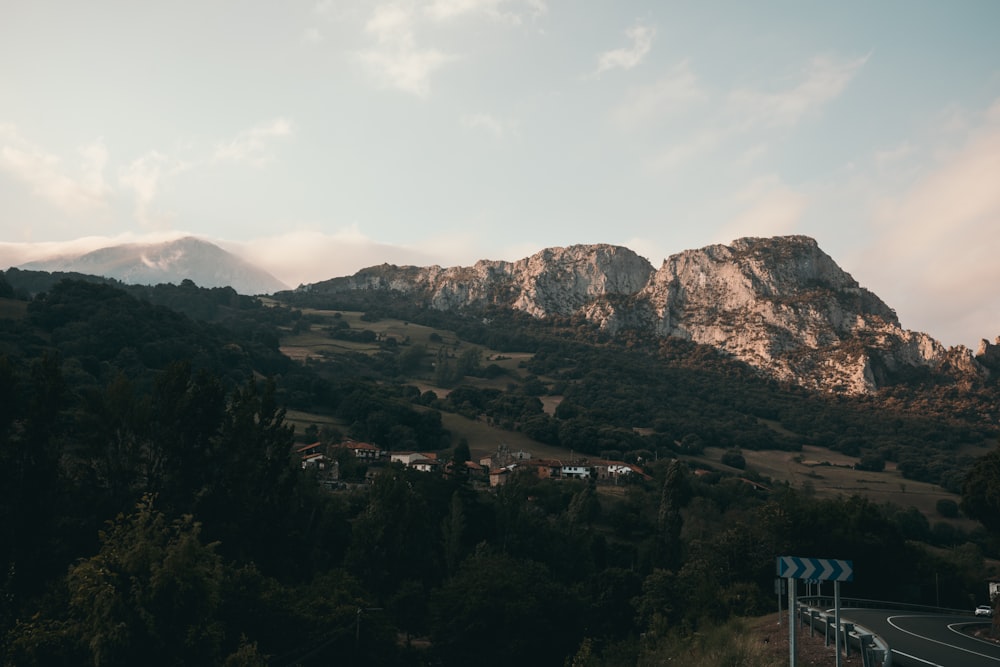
[644,53,868,172]
[213,118,293,166]
[595,23,655,75]
[461,112,514,138]
[646,128,724,170]
[228,227,442,287]
[118,151,173,228]
[424,0,547,23]
[855,98,1000,346]
[302,27,323,44]
[0,230,192,269]
[714,175,808,243]
[357,3,456,97]
[0,125,110,214]
[612,59,705,127]
[727,53,870,129]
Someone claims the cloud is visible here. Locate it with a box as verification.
[424,0,547,23]
[855,98,1000,346]
[727,53,870,129]
[714,175,809,243]
[118,152,172,228]
[612,59,705,127]
[644,53,868,171]
[595,23,655,75]
[646,128,724,170]
[357,4,456,97]
[302,27,323,44]
[0,125,111,214]
[0,230,192,270]
[227,227,448,287]
[461,112,515,138]
[213,118,293,166]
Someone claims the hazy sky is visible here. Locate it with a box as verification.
[1,1,999,348]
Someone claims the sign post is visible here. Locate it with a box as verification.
[775,578,785,625]
[834,579,841,667]
[777,556,854,667]
[788,576,796,666]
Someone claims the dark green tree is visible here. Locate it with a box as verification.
[961,446,1000,534]
[8,495,224,667]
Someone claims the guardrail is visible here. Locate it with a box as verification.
[800,595,971,616]
[796,597,892,667]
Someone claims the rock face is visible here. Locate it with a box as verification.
[312,244,655,317]
[299,236,984,394]
[21,237,288,295]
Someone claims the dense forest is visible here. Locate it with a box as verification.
[1,271,999,666]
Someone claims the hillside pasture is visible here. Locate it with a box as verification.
[699,445,976,529]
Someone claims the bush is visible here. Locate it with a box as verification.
[720,449,746,470]
[935,498,960,518]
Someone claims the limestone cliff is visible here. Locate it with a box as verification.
[306,244,654,317]
[297,236,984,394]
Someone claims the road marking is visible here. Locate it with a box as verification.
[949,622,1000,649]
[887,615,1000,663]
[890,649,943,666]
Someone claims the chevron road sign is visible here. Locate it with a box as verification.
[776,556,853,582]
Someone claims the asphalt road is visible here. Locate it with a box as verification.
[841,608,1000,667]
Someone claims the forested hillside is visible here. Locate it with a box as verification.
[1,271,999,666]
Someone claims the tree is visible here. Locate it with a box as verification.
[195,377,299,571]
[936,498,959,518]
[441,491,466,574]
[652,461,689,570]
[452,439,471,465]
[429,546,582,667]
[961,446,1000,534]
[7,495,225,667]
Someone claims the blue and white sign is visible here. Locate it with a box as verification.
[776,556,853,582]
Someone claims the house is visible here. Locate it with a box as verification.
[590,460,649,483]
[390,451,430,466]
[334,440,385,460]
[390,451,443,473]
[561,463,592,479]
[301,453,326,470]
[293,442,327,470]
[412,458,442,473]
[525,459,562,479]
[489,466,512,487]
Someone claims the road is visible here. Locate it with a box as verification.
[841,608,1000,667]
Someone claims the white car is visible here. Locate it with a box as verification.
[975,605,994,617]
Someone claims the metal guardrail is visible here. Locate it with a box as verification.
[800,596,971,616]
[797,598,893,667]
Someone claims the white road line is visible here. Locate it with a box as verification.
[887,615,1000,663]
[890,648,943,667]
[949,622,1000,649]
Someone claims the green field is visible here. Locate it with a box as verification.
[694,445,980,530]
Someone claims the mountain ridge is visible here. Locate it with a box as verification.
[292,235,988,394]
[19,236,288,295]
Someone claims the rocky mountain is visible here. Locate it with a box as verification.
[296,236,986,394]
[20,236,288,295]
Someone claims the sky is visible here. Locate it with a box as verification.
[1,1,999,349]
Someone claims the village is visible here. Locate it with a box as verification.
[293,440,651,488]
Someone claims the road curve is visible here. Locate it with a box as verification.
[840,608,1000,667]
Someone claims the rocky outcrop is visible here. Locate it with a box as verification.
[305,244,655,317]
[298,236,985,394]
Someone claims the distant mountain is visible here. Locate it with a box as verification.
[291,236,988,394]
[20,236,288,295]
